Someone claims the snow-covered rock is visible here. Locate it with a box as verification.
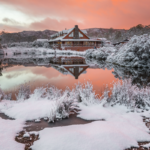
[23,132,30,138]
[35,119,41,123]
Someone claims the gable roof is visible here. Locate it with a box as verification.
[50,26,90,41]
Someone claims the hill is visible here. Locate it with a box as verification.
[1,24,150,44]
[0,30,57,44]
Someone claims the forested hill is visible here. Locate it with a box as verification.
[0,24,150,44]
[85,24,150,43]
[0,30,57,44]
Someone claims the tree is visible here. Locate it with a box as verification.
[0,37,2,49]
[115,31,121,39]
[0,31,6,35]
[109,28,114,34]
[136,24,144,30]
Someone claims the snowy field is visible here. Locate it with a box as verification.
[1,81,150,149]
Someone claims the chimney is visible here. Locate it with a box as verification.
[74,25,79,39]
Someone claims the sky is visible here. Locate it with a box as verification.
[0,0,150,32]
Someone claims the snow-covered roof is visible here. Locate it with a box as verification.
[36,39,48,42]
[50,26,89,40]
[50,28,74,38]
[82,30,88,34]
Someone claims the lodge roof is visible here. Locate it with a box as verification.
[49,25,90,42]
[50,27,88,38]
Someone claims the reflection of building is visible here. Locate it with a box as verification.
[53,65,88,79]
[64,65,88,79]
[51,57,89,79]
[49,25,102,51]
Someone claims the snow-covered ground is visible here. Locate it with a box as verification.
[1,81,150,149]
[0,118,24,150]
[31,104,150,150]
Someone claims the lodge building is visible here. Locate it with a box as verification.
[49,25,103,51]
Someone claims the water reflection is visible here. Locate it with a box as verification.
[86,58,150,88]
[112,66,150,88]
[0,55,116,94]
[1,54,150,93]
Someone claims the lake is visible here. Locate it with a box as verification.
[0,55,118,95]
[1,54,150,97]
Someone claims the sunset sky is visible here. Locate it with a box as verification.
[0,0,150,32]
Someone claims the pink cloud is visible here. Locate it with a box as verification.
[0,0,150,32]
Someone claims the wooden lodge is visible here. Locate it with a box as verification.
[49,25,103,51]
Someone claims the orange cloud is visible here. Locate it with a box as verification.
[0,0,150,32]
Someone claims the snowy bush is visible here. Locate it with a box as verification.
[86,46,116,60]
[15,84,31,101]
[0,88,12,101]
[0,88,4,100]
[43,42,50,48]
[0,84,80,122]
[74,82,100,106]
[7,42,33,48]
[102,79,150,110]
[0,82,99,122]
[107,34,150,68]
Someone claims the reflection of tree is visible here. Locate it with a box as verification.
[0,61,3,76]
[112,66,150,88]
[86,58,150,88]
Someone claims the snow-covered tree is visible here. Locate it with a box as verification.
[107,34,150,68]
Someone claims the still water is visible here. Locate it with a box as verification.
[0,55,117,95]
[0,55,149,95]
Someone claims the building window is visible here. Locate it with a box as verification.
[65,42,72,45]
[83,42,88,46]
[79,32,83,37]
[69,32,74,37]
